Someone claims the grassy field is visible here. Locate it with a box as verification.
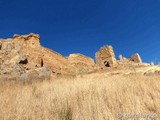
[0,72,160,120]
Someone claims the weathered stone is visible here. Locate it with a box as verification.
[41,47,69,75]
[144,70,160,76]
[130,53,142,63]
[12,64,25,76]
[68,54,95,66]
[13,33,40,40]
[13,34,20,38]
[150,62,154,66]
[68,54,95,74]
[39,66,51,78]
[0,64,12,75]
[95,45,117,68]
[0,34,45,80]
[0,33,71,80]
[19,73,28,80]
[18,54,28,64]
[154,70,160,75]
[2,42,13,52]
[20,70,39,80]
[0,40,2,50]
[28,33,40,39]
[0,33,148,80]
[119,54,123,61]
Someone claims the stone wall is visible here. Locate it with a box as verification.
[67,54,96,74]
[129,53,142,63]
[95,45,117,68]
[0,33,147,80]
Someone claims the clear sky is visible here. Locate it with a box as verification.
[0,0,160,64]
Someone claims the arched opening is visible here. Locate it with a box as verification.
[19,59,28,64]
[104,61,110,67]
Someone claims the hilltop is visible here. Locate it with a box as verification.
[0,33,160,80]
[1,33,160,120]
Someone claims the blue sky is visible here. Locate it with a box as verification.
[0,0,160,64]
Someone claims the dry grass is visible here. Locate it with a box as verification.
[0,73,160,120]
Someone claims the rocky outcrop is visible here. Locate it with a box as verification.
[95,45,117,68]
[119,55,123,61]
[0,41,2,50]
[68,54,94,66]
[144,70,160,76]
[0,33,69,80]
[118,54,129,63]
[0,33,98,80]
[0,33,51,80]
[150,62,154,66]
[129,53,142,63]
[0,33,151,80]
[41,47,69,76]
[117,53,145,68]
[13,33,40,40]
[118,53,142,64]
[67,54,96,74]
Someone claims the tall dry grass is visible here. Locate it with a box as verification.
[0,73,160,120]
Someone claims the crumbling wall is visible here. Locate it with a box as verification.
[0,33,51,80]
[129,53,142,63]
[95,45,117,68]
[67,54,96,74]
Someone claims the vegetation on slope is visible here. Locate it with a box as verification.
[0,73,160,120]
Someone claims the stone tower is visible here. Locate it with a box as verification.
[95,45,117,68]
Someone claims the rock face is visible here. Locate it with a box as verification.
[95,45,117,68]
[41,47,69,76]
[0,33,148,80]
[67,54,95,74]
[68,54,94,66]
[0,33,70,80]
[130,53,142,63]
[0,33,47,80]
[0,33,97,80]
[117,53,144,67]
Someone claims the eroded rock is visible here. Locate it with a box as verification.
[150,62,154,66]
[18,54,28,64]
[0,33,51,80]
[68,54,96,74]
[130,53,142,63]
[95,45,117,68]
[0,40,2,50]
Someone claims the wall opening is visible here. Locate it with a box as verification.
[104,61,110,67]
